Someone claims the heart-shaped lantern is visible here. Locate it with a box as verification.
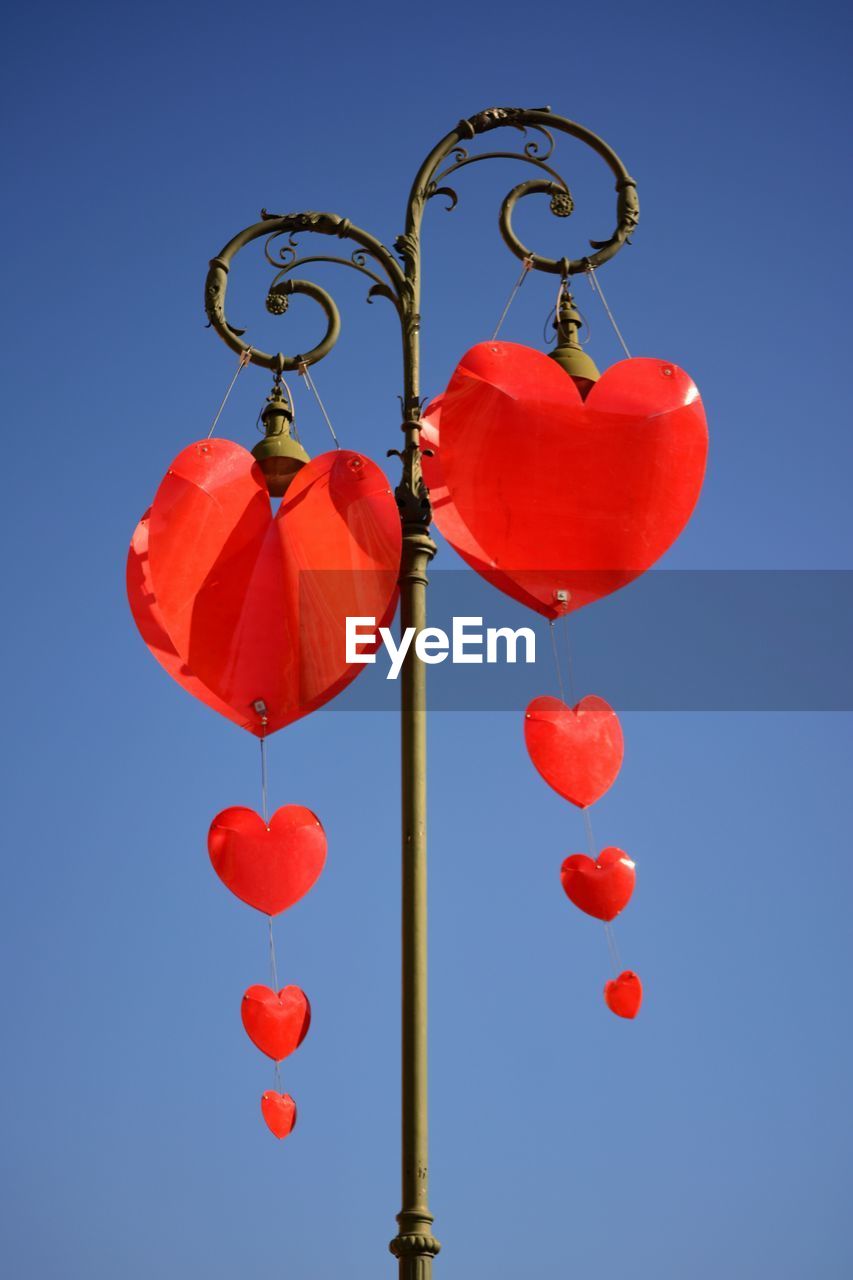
[525,695,623,808]
[127,440,401,734]
[560,847,636,921]
[261,1090,297,1139]
[604,970,643,1019]
[421,342,707,616]
[242,984,311,1061]
[208,805,326,916]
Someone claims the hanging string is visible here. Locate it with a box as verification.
[561,616,578,703]
[260,735,269,825]
[603,922,623,977]
[274,1060,283,1093]
[298,360,341,449]
[582,807,597,858]
[268,915,280,990]
[207,347,253,439]
[585,265,631,358]
[548,621,567,702]
[491,256,534,340]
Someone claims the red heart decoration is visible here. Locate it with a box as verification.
[560,847,636,921]
[127,440,401,734]
[604,970,643,1019]
[127,510,247,729]
[261,1090,297,1139]
[421,343,708,617]
[242,984,311,1061]
[525,694,623,808]
[208,805,326,916]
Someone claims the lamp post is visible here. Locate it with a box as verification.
[203,104,639,1278]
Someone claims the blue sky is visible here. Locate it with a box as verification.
[2,1,851,1277]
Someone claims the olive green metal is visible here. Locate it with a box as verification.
[251,384,310,496]
[203,106,638,1277]
[548,289,601,385]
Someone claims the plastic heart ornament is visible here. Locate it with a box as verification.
[208,805,326,916]
[525,694,623,808]
[560,847,636,921]
[261,1090,297,1139]
[604,970,643,1019]
[242,985,311,1061]
[421,342,708,617]
[127,439,401,734]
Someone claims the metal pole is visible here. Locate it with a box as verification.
[390,476,439,1274]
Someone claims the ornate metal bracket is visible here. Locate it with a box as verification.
[204,105,638,403]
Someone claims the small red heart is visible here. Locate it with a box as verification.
[525,695,623,808]
[604,970,643,1019]
[422,343,707,616]
[241,985,311,1061]
[208,806,326,915]
[128,441,401,734]
[560,847,636,921]
[261,1090,297,1139]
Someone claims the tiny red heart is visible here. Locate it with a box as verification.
[604,970,643,1019]
[560,847,636,921]
[208,806,326,916]
[261,1091,297,1139]
[525,694,623,808]
[242,985,311,1061]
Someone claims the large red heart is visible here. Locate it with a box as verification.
[208,805,326,916]
[242,984,311,1061]
[525,695,623,808]
[261,1090,297,1139]
[421,343,708,617]
[560,847,636,921]
[604,970,643,1019]
[127,440,401,734]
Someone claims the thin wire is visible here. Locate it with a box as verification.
[274,1060,282,1093]
[268,915,280,990]
[491,257,534,340]
[586,266,631,358]
[582,807,597,858]
[207,347,253,439]
[260,736,270,824]
[562,616,577,703]
[604,921,623,976]
[549,621,567,702]
[298,360,340,448]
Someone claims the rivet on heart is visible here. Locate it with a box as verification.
[208,805,326,916]
[604,970,643,1019]
[422,342,708,617]
[525,694,623,808]
[242,985,311,1061]
[261,1091,297,1139]
[560,847,636,921]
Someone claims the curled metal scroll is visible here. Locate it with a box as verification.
[498,175,637,275]
[204,212,402,374]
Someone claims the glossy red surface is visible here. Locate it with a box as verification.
[604,970,643,1019]
[241,985,311,1061]
[421,342,708,617]
[524,694,623,808]
[261,1090,297,1139]
[208,805,326,916]
[127,440,401,734]
[560,846,636,921]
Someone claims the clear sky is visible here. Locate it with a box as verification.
[2,2,852,1277]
